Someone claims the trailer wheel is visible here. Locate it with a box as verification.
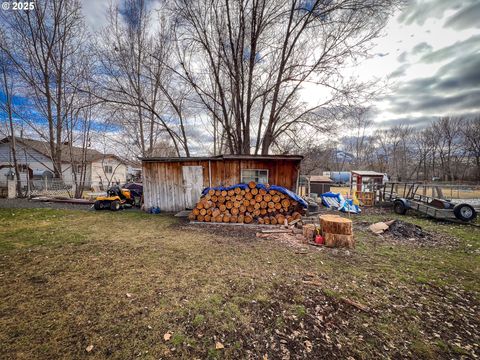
[453,203,476,222]
[110,200,121,211]
[394,200,407,215]
[94,200,103,210]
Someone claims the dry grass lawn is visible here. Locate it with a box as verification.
[0,207,479,359]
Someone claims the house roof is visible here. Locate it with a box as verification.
[351,170,384,177]
[309,175,333,183]
[140,154,304,162]
[1,137,122,164]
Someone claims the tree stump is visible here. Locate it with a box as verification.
[319,214,354,248]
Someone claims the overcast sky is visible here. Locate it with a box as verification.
[364,0,480,128]
[82,0,480,130]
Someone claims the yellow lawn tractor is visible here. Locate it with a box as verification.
[94,185,134,211]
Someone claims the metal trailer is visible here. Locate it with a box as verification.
[384,183,477,222]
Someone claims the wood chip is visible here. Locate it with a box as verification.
[215,341,224,349]
[341,297,370,312]
[164,332,172,341]
[302,280,322,286]
[261,229,293,234]
[85,345,94,352]
[304,340,313,353]
[369,222,390,234]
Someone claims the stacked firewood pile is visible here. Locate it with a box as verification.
[189,181,305,224]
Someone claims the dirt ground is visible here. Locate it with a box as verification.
[0,204,479,359]
[0,198,94,210]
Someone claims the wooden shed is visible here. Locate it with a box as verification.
[309,175,333,195]
[141,154,303,211]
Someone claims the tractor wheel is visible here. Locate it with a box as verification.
[453,203,476,222]
[94,200,104,210]
[393,200,407,215]
[110,200,121,211]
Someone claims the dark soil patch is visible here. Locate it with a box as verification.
[383,220,459,247]
[177,221,260,241]
[387,220,429,239]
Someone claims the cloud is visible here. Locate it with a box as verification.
[383,48,480,117]
[388,64,409,78]
[420,35,480,63]
[376,115,437,128]
[82,0,115,30]
[376,112,479,128]
[387,87,480,114]
[411,42,432,55]
[397,51,408,63]
[444,2,480,30]
[398,0,464,26]
[434,55,480,91]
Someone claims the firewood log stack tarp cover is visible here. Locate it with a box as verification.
[189,181,308,224]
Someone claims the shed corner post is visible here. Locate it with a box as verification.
[295,164,300,193]
[208,160,212,188]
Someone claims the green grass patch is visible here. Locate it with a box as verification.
[0,207,478,359]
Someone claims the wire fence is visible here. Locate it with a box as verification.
[1,176,120,199]
[20,179,92,198]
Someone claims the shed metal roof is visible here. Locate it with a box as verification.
[309,175,333,183]
[140,154,303,162]
[351,170,384,177]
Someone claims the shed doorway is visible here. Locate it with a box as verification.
[182,166,203,209]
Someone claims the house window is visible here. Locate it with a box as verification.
[104,165,113,174]
[75,164,83,173]
[241,169,268,184]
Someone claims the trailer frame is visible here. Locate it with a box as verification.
[384,182,477,222]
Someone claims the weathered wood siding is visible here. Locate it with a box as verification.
[143,159,301,212]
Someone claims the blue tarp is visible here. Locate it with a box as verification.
[321,192,361,214]
[201,183,249,195]
[201,183,308,208]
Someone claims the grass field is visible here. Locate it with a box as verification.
[0,207,479,359]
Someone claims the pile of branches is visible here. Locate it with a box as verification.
[189,181,305,224]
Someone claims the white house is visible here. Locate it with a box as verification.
[0,137,127,190]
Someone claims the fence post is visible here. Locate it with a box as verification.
[7,179,16,199]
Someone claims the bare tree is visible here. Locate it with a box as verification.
[343,107,373,168]
[0,55,23,196]
[0,0,87,178]
[171,0,398,154]
[93,0,191,157]
[301,144,339,175]
[307,115,479,182]
[432,117,465,181]
[463,116,480,181]
[64,89,97,197]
